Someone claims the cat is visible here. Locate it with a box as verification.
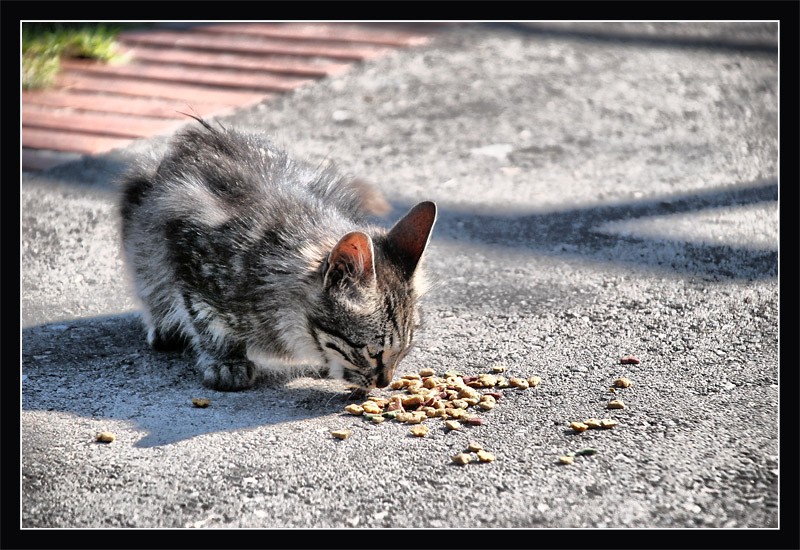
[118,119,437,396]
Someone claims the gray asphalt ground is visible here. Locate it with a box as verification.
[19,21,787,541]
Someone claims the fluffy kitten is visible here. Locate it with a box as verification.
[119,121,436,395]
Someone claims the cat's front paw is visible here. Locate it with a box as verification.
[202,361,257,391]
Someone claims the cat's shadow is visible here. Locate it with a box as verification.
[21,313,358,448]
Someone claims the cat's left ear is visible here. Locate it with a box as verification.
[324,231,376,290]
[386,201,437,279]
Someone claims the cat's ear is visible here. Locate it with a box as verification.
[324,231,376,290]
[386,201,437,279]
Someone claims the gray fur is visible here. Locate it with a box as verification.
[119,122,436,393]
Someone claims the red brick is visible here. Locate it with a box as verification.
[118,30,390,61]
[22,127,134,155]
[61,58,313,93]
[22,105,187,139]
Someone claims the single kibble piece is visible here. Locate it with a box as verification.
[331,430,351,440]
[614,377,633,388]
[96,431,115,443]
[570,422,589,433]
[478,373,498,387]
[419,367,436,377]
[620,355,641,365]
[445,420,461,430]
[410,425,429,437]
[527,376,542,387]
[361,401,382,415]
[476,450,496,462]
[496,377,509,388]
[390,380,405,390]
[192,398,211,408]
[558,455,575,465]
[463,416,483,426]
[584,418,602,429]
[463,397,480,406]
[371,415,386,424]
[386,396,404,412]
[344,404,364,415]
[447,408,467,419]
[492,365,506,373]
[367,397,389,407]
[401,373,422,380]
[452,453,472,465]
[509,378,529,389]
[467,441,483,452]
[458,386,478,399]
[478,400,496,410]
[608,399,626,409]
[600,418,618,428]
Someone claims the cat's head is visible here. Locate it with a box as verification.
[311,201,437,395]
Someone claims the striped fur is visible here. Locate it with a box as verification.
[119,121,436,393]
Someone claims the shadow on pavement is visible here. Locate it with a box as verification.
[416,178,778,281]
[488,22,778,54]
[21,313,351,448]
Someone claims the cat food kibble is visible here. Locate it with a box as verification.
[601,418,618,428]
[419,368,436,377]
[344,404,364,415]
[584,418,602,429]
[96,431,115,443]
[371,415,386,423]
[361,401,382,415]
[608,399,626,409]
[620,355,641,365]
[331,429,351,440]
[192,398,211,408]
[614,377,633,388]
[452,453,472,465]
[476,450,496,462]
[509,378,529,389]
[410,425,429,437]
[527,376,542,387]
[492,365,506,373]
[467,442,483,452]
[558,455,575,465]
[570,421,589,433]
[445,420,461,430]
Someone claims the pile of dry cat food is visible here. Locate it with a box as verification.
[337,365,541,438]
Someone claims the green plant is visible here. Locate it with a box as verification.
[21,23,131,90]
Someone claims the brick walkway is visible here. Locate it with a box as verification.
[21,22,450,171]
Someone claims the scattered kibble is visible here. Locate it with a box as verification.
[492,365,506,373]
[331,430,351,440]
[476,450,496,462]
[344,404,364,415]
[452,453,472,465]
[614,377,633,388]
[192,398,211,408]
[361,401,382,415]
[410,425,429,437]
[445,420,461,430]
[95,431,115,443]
[620,355,640,365]
[509,378,529,389]
[371,415,386,424]
[570,421,589,433]
[608,399,626,409]
[584,418,602,429]
[600,418,618,429]
[419,367,436,377]
[558,455,575,465]
[574,448,598,456]
[467,441,484,452]
[527,376,542,387]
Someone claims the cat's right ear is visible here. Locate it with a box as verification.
[323,231,376,291]
[386,201,437,279]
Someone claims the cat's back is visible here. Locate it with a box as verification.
[120,122,378,236]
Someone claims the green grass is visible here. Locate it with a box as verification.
[21,23,142,90]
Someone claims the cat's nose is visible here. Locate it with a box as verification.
[375,365,396,388]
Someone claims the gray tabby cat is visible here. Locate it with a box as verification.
[119,120,436,396]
